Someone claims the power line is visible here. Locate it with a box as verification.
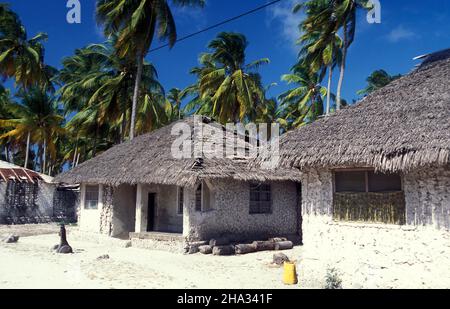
[149,0,282,53]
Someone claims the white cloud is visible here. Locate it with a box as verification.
[172,6,207,30]
[266,0,303,51]
[386,25,416,43]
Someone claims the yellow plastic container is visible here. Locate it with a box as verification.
[283,261,298,285]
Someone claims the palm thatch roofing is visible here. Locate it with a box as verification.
[262,49,450,172]
[54,116,300,186]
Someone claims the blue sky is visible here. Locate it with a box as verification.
[5,0,450,104]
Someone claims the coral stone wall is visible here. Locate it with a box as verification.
[299,166,450,288]
[300,168,333,217]
[184,179,299,242]
[0,182,6,223]
[100,185,114,236]
[404,166,450,230]
[0,180,56,224]
[300,166,450,231]
[36,182,56,217]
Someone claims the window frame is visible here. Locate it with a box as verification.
[249,182,272,215]
[84,185,100,210]
[333,169,403,194]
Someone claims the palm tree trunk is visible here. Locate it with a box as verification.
[43,139,47,175]
[326,65,333,115]
[121,111,127,143]
[39,143,43,173]
[177,101,181,120]
[76,152,80,167]
[8,147,14,164]
[72,147,78,169]
[24,131,31,168]
[92,126,99,158]
[4,144,8,162]
[336,23,348,111]
[130,52,144,140]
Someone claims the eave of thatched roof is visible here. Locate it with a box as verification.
[263,49,450,173]
[54,116,300,186]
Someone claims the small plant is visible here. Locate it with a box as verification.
[324,267,343,289]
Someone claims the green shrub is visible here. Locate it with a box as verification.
[324,267,343,289]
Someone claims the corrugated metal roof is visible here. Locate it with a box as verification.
[0,160,53,183]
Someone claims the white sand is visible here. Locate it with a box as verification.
[0,227,301,289]
[1,224,449,289]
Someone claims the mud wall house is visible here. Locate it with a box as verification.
[54,116,302,249]
[260,49,450,252]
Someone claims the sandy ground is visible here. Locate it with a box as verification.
[2,224,448,289]
[0,225,307,289]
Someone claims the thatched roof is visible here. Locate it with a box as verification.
[54,116,300,186]
[262,49,450,172]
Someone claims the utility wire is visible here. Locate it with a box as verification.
[149,0,282,53]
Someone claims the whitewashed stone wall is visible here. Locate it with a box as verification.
[404,166,450,230]
[0,180,56,223]
[0,182,6,223]
[298,166,450,288]
[100,185,114,236]
[111,184,136,237]
[300,166,450,232]
[300,168,333,217]
[36,181,56,217]
[184,180,299,242]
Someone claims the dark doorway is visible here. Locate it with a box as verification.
[147,193,156,232]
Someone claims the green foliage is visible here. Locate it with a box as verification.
[184,32,268,124]
[0,4,49,89]
[357,70,402,96]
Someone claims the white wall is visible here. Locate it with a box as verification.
[0,182,6,223]
[112,184,136,237]
[134,184,182,233]
[404,166,450,230]
[78,183,103,233]
[184,179,300,242]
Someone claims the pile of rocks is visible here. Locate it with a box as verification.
[187,237,294,256]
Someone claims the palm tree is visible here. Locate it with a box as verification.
[188,32,269,123]
[59,41,164,146]
[357,70,402,96]
[278,64,327,128]
[96,0,205,140]
[167,88,188,120]
[295,0,372,111]
[0,4,48,89]
[0,87,64,173]
[0,84,14,162]
[295,0,343,116]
